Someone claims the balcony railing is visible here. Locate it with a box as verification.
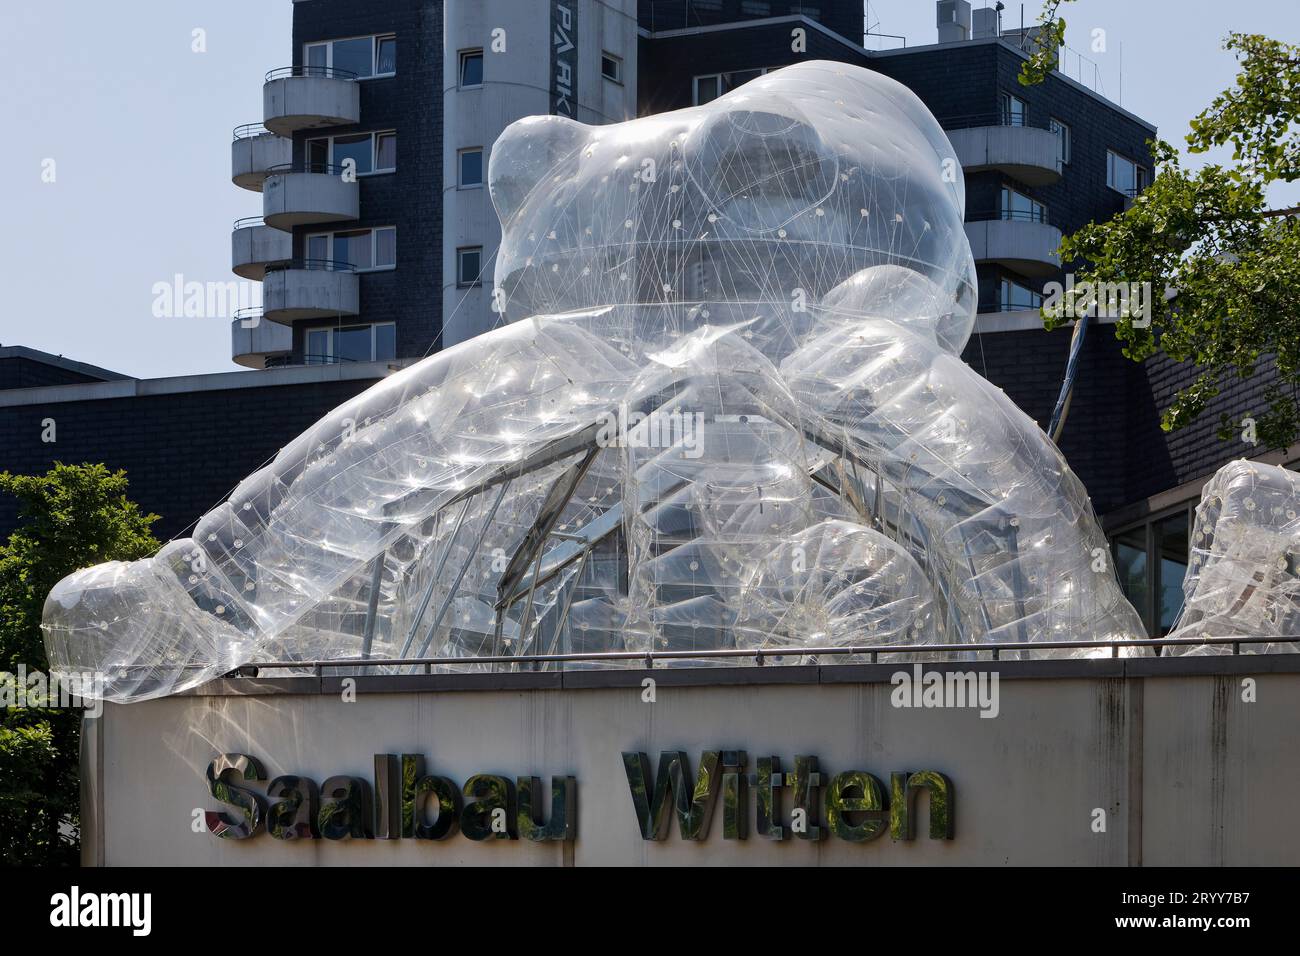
[264,258,357,275]
[969,208,1051,225]
[938,111,1056,132]
[264,65,359,83]
[233,123,272,141]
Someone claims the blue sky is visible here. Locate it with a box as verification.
[0,0,1295,379]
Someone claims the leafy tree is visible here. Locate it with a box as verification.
[1021,12,1300,447]
[0,463,159,866]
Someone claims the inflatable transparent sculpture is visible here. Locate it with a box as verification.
[1174,460,1300,653]
[43,61,1153,703]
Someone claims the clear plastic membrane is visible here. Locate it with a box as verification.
[1174,460,1300,653]
[45,60,1266,704]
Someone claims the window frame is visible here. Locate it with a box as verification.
[1107,149,1147,197]
[458,48,484,89]
[1109,505,1194,637]
[305,322,397,364]
[458,147,484,189]
[305,130,397,176]
[999,185,1047,223]
[601,51,623,84]
[998,277,1043,312]
[1050,117,1071,165]
[999,91,1027,127]
[303,34,397,80]
[456,246,484,287]
[303,226,397,273]
[692,67,770,105]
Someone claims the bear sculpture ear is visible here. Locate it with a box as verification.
[489,114,589,227]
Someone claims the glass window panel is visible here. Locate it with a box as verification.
[375,227,396,267]
[458,247,482,285]
[332,37,373,78]
[695,75,720,105]
[459,148,483,186]
[335,325,372,362]
[376,36,396,74]
[333,134,372,175]
[375,324,396,361]
[307,139,329,171]
[306,235,329,262]
[306,44,327,70]
[375,132,396,171]
[334,231,370,271]
[1050,118,1070,164]
[460,50,483,87]
[306,329,329,362]
[1157,512,1189,635]
[601,53,621,82]
[1113,527,1151,636]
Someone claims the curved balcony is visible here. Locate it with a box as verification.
[231,217,292,280]
[231,309,293,369]
[262,163,359,231]
[947,125,1063,186]
[262,260,359,324]
[262,66,360,137]
[231,124,292,192]
[965,215,1063,279]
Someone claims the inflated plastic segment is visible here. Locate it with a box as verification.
[44,60,1158,702]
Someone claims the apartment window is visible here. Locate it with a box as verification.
[740,1,770,15]
[1111,508,1192,637]
[457,247,483,286]
[307,132,396,175]
[1050,117,1071,165]
[1107,149,1147,196]
[1000,186,1046,223]
[458,148,484,188]
[601,52,623,84]
[999,278,1042,312]
[999,91,1026,127]
[459,49,484,88]
[693,68,768,105]
[306,227,396,271]
[306,323,397,364]
[304,34,396,78]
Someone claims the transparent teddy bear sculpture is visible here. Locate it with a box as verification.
[43,61,1144,702]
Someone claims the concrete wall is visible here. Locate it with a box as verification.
[441,0,639,348]
[85,657,1300,865]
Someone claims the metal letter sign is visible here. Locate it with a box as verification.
[551,2,576,118]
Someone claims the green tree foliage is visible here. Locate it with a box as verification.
[1023,21,1300,447]
[0,463,159,865]
[1017,0,1071,88]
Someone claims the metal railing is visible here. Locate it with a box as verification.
[264,258,356,275]
[265,65,358,83]
[232,123,272,141]
[938,111,1056,132]
[221,634,1296,677]
[263,354,359,369]
[233,216,266,231]
[969,207,1052,225]
[265,162,353,178]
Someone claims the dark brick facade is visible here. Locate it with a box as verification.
[289,0,443,363]
[638,0,862,46]
[0,377,380,542]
